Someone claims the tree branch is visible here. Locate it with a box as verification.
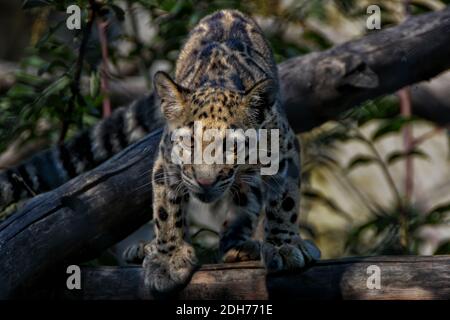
[280,6,450,132]
[0,130,162,298]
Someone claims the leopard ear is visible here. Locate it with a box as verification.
[154,71,188,121]
[244,78,277,123]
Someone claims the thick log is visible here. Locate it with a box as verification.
[57,256,450,300]
[1,8,450,298]
[0,129,162,298]
[280,7,450,132]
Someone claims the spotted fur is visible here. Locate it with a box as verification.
[130,10,321,294]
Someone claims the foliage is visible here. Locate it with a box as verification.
[301,97,449,255]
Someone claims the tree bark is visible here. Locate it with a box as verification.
[280,7,450,132]
[1,8,450,298]
[0,129,162,298]
[55,256,450,300]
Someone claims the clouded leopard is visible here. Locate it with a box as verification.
[126,9,321,294]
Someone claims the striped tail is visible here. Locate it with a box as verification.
[0,94,163,212]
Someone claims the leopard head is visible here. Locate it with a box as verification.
[154,71,276,203]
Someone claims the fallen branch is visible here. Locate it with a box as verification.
[280,7,450,132]
[0,129,162,298]
[55,256,450,300]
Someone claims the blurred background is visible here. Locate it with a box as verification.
[0,0,449,262]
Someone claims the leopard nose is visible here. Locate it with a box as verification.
[196,177,216,188]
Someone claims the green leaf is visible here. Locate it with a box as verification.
[35,20,66,49]
[302,189,352,221]
[426,202,450,224]
[302,30,332,50]
[371,117,415,141]
[89,72,100,97]
[431,202,450,214]
[38,59,68,75]
[109,4,125,21]
[42,75,71,98]
[30,76,71,109]
[22,55,47,69]
[349,96,399,126]
[14,71,44,86]
[435,241,450,254]
[386,149,429,165]
[346,215,397,251]
[7,84,35,98]
[346,219,379,249]
[335,0,355,13]
[347,155,378,171]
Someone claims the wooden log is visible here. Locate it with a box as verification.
[56,256,450,300]
[280,6,450,132]
[0,129,162,299]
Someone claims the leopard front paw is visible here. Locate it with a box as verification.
[261,237,320,273]
[222,239,261,263]
[143,241,198,294]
